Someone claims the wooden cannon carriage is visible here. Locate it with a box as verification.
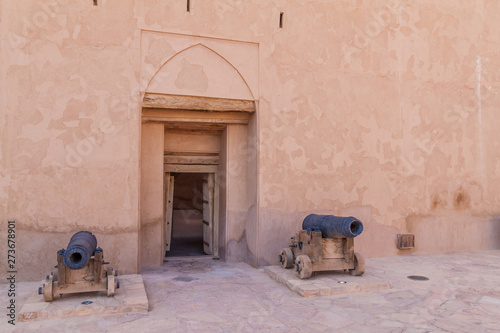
[279,214,365,279]
[39,231,119,301]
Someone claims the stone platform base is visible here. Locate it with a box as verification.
[264,266,391,298]
[18,274,148,322]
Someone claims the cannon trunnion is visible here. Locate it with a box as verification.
[279,214,365,279]
[39,231,119,302]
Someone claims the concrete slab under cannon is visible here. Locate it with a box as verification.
[265,265,391,298]
[17,274,148,322]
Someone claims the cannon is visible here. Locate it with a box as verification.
[278,214,365,279]
[39,231,119,301]
[62,231,98,270]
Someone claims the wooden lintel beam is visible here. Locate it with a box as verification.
[142,117,248,124]
[164,164,218,173]
[143,93,255,113]
[164,155,219,165]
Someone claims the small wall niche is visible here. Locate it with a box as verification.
[397,234,415,249]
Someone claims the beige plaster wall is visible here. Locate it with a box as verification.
[140,123,164,268]
[223,124,251,263]
[2,0,500,279]
[253,0,500,265]
[1,0,142,280]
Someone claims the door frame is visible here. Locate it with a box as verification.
[163,170,220,259]
[141,92,256,268]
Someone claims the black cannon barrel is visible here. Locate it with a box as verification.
[302,214,364,238]
[62,231,97,270]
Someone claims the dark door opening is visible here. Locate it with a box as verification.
[168,173,205,257]
[165,172,216,257]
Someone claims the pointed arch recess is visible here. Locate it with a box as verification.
[145,43,255,101]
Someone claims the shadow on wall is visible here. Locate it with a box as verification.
[489,215,500,248]
[407,213,500,254]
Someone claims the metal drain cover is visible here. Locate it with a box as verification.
[407,275,429,281]
[173,276,196,282]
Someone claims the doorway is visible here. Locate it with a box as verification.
[164,172,219,258]
[140,92,256,268]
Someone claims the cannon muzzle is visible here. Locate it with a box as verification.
[62,231,97,270]
[302,214,363,238]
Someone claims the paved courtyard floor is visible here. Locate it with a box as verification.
[2,250,500,332]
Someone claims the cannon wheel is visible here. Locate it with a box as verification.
[350,252,365,276]
[43,275,54,302]
[279,248,294,268]
[295,255,312,279]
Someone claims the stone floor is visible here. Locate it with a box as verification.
[2,250,500,332]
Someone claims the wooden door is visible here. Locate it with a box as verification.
[164,173,174,255]
[202,174,214,255]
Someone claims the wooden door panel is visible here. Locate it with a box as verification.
[202,174,215,255]
[164,174,174,254]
